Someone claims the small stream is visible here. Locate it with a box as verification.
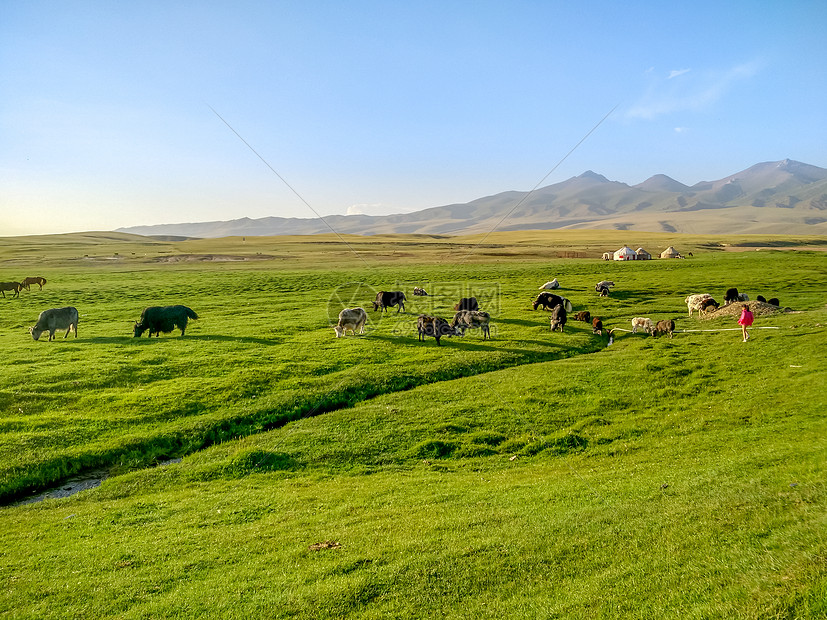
[5,458,182,508]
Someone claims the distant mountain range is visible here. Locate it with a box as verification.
[117,159,827,237]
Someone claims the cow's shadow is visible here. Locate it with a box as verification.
[366,332,568,355]
[495,317,543,327]
[84,335,281,345]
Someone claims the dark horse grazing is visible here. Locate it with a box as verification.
[134,305,199,337]
[20,276,47,290]
[0,282,22,298]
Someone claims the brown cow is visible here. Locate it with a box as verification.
[572,310,591,323]
[417,315,459,346]
[653,319,676,338]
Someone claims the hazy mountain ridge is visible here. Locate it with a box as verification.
[117,160,827,237]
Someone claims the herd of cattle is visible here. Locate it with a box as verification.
[8,275,779,346]
[331,287,621,345]
[336,282,782,345]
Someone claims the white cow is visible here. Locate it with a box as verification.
[631,317,654,334]
[333,307,367,337]
[30,307,79,341]
[685,294,713,318]
[539,278,560,290]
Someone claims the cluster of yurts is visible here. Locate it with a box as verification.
[602,245,682,261]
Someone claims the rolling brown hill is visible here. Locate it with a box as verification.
[117,159,827,238]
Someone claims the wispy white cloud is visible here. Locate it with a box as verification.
[668,68,691,79]
[674,127,688,133]
[627,60,762,120]
[346,204,373,215]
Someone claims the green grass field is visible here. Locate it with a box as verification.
[0,231,825,618]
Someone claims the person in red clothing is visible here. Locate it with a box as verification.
[738,304,754,342]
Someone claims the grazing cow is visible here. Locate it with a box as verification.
[373,291,406,313]
[596,284,610,297]
[595,280,615,291]
[653,319,675,338]
[30,307,79,341]
[724,288,742,305]
[699,298,720,315]
[334,307,367,337]
[0,282,21,298]
[685,294,713,317]
[417,314,459,346]
[767,297,780,307]
[453,297,479,312]
[413,287,428,296]
[532,292,573,312]
[451,310,491,340]
[592,317,604,335]
[539,278,560,290]
[631,317,654,334]
[549,304,567,332]
[20,276,47,291]
[756,295,766,303]
[134,305,198,337]
[572,310,591,323]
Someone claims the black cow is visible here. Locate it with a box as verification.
[532,292,572,312]
[453,297,478,312]
[417,315,459,346]
[756,295,766,303]
[373,291,406,313]
[134,305,198,337]
[767,297,780,307]
[549,304,567,332]
[724,288,740,305]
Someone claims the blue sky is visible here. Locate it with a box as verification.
[2,1,826,235]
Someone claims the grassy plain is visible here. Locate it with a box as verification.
[0,230,825,618]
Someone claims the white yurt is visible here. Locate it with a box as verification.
[660,246,681,259]
[613,246,637,261]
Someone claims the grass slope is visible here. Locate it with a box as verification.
[0,231,825,617]
[1,308,824,618]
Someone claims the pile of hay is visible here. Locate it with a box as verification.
[703,300,786,320]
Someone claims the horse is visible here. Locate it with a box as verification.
[20,276,47,291]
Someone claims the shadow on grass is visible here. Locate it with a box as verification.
[496,317,541,327]
[82,335,283,345]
